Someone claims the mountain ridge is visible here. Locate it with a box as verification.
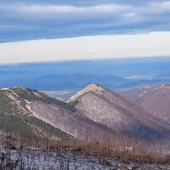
[68,84,170,141]
[1,84,170,144]
[133,84,170,122]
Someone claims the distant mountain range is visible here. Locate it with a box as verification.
[0,58,170,91]
[1,84,170,144]
[1,72,170,91]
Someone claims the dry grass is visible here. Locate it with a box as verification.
[1,130,170,169]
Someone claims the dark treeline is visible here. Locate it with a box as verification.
[11,87,78,112]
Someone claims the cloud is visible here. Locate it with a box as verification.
[0,32,170,65]
[123,13,136,18]
[0,1,170,42]
[0,3,132,15]
[149,2,170,13]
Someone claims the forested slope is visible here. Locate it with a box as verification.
[0,87,75,142]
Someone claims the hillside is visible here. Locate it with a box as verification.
[117,86,152,101]
[0,87,75,142]
[1,85,170,144]
[67,84,170,142]
[132,85,170,122]
[0,87,123,143]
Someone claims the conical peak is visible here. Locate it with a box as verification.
[85,84,104,93]
[66,84,104,102]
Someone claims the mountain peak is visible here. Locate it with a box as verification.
[66,84,104,102]
[134,84,170,121]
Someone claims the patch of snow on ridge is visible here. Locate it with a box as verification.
[0,88,9,90]
[139,84,170,97]
[139,94,143,98]
[139,90,147,97]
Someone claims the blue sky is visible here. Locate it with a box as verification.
[0,0,170,64]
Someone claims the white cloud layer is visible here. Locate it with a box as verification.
[1,2,170,14]
[1,1,170,15]
[0,32,170,65]
[0,4,132,14]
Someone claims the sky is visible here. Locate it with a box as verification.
[0,0,170,64]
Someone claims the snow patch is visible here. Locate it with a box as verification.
[1,88,9,90]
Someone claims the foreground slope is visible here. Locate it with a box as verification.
[67,84,170,142]
[133,85,170,122]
